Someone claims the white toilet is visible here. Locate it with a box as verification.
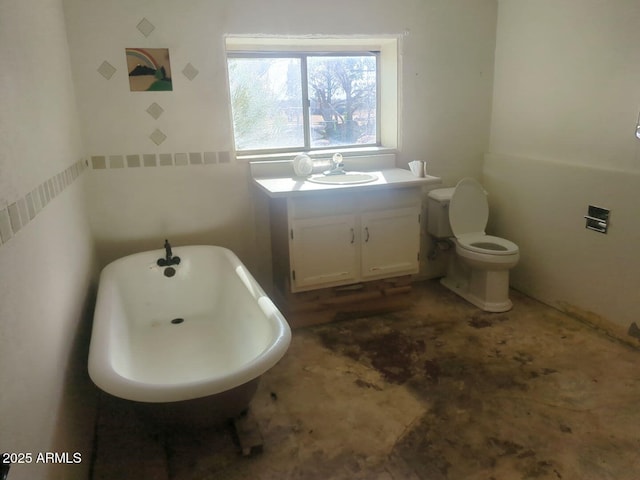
[427,177,519,312]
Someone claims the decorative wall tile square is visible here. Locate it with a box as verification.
[97,61,116,80]
[92,156,107,169]
[204,151,217,164]
[174,153,188,166]
[0,208,12,243]
[218,151,231,163]
[38,184,46,206]
[127,155,141,168]
[143,154,157,167]
[8,203,21,233]
[150,129,167,146]
[26,193,36,220]
[109,155,124,168]
[17,198,29,227]
[32,187,42,214]
[146,102,164,120]
[43,181,51,203]
[136,17,155,37]
[189,152,202,165]
[182,63,199,81]
[159,153,173,166]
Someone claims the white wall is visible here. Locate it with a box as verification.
[63,0,498,284]
[0,1,97,479]
[486,0,640,333]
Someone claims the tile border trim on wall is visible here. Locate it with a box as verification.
[89,151,233,170]
[0,159,88,248]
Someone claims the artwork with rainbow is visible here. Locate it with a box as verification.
[126,48,172,91]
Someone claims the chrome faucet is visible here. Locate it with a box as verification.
[324,152,346,175]
[157,239,181,266]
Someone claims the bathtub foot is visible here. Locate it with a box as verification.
[233,410,263,456]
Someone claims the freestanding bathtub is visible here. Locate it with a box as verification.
[88,245,291,426]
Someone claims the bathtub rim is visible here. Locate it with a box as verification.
[88,245,291,403]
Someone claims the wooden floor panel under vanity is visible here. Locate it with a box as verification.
[272,275,414,328]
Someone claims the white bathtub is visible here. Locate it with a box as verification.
[88,245,291,416]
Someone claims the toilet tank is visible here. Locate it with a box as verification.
[427,187,455,238]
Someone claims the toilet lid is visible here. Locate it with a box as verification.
[449,177,488,237]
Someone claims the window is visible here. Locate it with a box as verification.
[228,53,378,154]
[225,36,398,158]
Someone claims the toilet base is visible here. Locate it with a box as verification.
[441,276,513,312]
[440,257,514,312]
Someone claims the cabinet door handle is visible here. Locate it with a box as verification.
[350,228,355,244]
[364,226,370,242]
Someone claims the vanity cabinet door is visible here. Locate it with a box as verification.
[289,214,360,291]
[360,206,421,279]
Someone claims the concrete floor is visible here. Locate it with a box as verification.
[92,281,640,480]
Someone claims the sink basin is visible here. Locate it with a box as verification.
[307,172,378,185]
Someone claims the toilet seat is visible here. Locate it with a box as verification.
[449,178,519,256]
[456,233,519,256]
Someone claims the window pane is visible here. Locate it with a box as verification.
[307,55,377,148]
[228,57,304,151]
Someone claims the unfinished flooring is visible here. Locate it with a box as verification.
[92,280,640,480]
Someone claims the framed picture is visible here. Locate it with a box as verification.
[126,48,173,91]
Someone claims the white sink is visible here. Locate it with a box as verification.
[307,172,378,185]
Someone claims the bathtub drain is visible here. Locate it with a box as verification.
[171,318,185,325]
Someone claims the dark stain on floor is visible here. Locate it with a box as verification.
[313,304,574,479]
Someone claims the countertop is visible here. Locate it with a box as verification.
[253,168,442,198]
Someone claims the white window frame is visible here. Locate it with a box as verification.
[224,35,400,160]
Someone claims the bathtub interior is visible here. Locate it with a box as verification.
[96,246,286,394]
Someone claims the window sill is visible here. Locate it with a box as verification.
[237,146,397,163]
[248,148,398,179]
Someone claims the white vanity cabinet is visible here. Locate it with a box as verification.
[272,187,422,293]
